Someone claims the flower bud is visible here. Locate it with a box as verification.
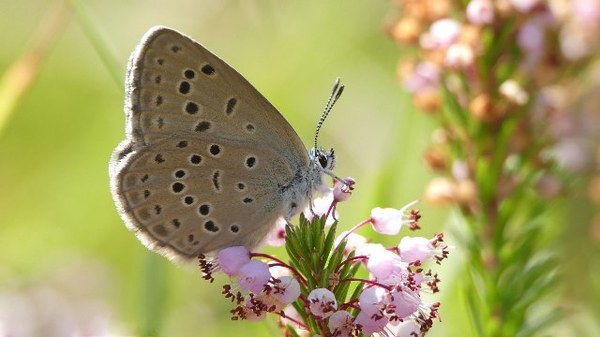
[424,177,456,206]
[467,0,495,25]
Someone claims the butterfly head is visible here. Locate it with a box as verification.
[310,147,335,172]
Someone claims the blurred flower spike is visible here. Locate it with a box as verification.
[387,0,600,335]
[199,179,449,337]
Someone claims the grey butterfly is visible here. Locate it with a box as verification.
[109,26,342,261]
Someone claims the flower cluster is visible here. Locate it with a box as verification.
[388,0,600,208]
[385,0,600,335]
[199,180,448,336]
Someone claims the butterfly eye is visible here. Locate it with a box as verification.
[314,148,335,170]
[318,153,329,168]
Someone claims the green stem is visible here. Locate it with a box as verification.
[141,252,166,337]
[68,0,124,89]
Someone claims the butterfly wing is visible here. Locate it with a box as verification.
[110,26,311,260]
[122,26,308,163]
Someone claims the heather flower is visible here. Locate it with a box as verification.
[308,288,337,318]
[365,245,408,282]
[355,309,389,336]
[303,189,338,225]
[333,177,355,202]
[466,0,494,25]
[518,18,546,69]
[327,310,354,336]
[398,236,434,263]
[499,79,529,105]
[385,0,599,334]
[403,61,440,94]
[217,246,251,277]
[370,200,419,235]
[271,276,300,304]
[509,0,541,13]
[451,160,470,180]
[358,286,387,317]
[444,43,475,69]
[518,18,545,56]
[334,230,367,255]
[572,0,600,26]
[199,188,447,336]
[355,242,387,259]
[420,18,462,50]
[370,208,404,235]
[241,298,268,322]
[239,260,271,293]
[388,287,420,318]
[424,177,456,205]
[281,305,304,331]
[380,319,422,337]
[264,218,287,247]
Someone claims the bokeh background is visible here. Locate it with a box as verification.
[0,0,598,336]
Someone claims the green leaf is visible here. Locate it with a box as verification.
[335,259,362,303]
[322,221,338,262]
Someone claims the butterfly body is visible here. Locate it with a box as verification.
[109,26,333,260]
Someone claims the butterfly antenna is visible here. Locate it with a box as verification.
[314,77,344,150]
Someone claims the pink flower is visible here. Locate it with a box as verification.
[335,231,367,255]
[388,288,420,318]
[264,218,287,247]
[327,310,354,337]
[268,265,291,278]
[398,236,434,263]
[466,0,494,25]
[424,177,456,205]
[499,80,528,105]
[518,18,545,68]
[333,177,355,203]
[304,190,338,225]
[355,243,386,259]
[550,138,591,172]
[370,200,419,235]
[281,305,305,331]
[420,18,462,50]
[358,286,387,317]
[452,160,470,180]
[383,319,422,337]
[239,260,271,293]
[444,43,475,69]
[355,310,388,336]
[404,61,440,94]
[272,276,300,304]
[217,246,250,277]
[307,288,337,318]
[370,208,403,235]
[366,246,408,283]
[560,25,589,60]
[242,298,267,322]
[509,0,540,13]
[573,0,600,27]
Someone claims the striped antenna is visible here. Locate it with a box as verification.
[314,77,344,150]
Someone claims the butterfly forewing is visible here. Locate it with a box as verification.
[127,27,308,164]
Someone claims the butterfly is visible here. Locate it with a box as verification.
[109,26,343,261]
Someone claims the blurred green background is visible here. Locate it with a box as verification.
[1,0,598,336]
